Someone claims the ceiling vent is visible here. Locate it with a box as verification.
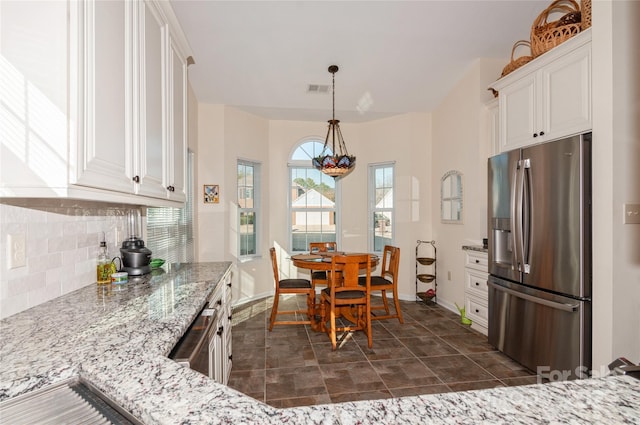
[307,84,330,94]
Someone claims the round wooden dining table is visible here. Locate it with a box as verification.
[290,252,379,332]
[290,252,379,272]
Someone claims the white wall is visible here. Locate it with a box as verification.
[430,58,505,312]
[591,0,640,372]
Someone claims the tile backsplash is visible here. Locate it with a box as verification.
[0,202,133,319]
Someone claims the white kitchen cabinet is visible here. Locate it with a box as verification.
[463,249,489,336]
[490,29,591,152]
[0,0,192,207]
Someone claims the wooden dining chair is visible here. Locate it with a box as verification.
[268,247,315,331]
[359,245,403,323]
[320,254,372,350]
[308,241,337,287]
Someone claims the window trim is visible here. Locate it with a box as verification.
[368,161,395,254]
[237,158,261,259]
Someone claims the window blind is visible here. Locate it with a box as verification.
[146,151,195,263]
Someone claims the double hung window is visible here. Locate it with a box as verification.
[238,160,260,257]
[369,163,394,253]
[289,140,338,252]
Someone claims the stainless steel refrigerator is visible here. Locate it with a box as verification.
[487,133,591,380]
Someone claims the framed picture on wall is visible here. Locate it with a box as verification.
[204,184,219,204]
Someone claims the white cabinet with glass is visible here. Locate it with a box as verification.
[490,29,591,152]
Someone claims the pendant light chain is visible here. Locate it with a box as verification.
[312,64,356,179]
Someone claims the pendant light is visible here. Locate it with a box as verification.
[312,65,356,179]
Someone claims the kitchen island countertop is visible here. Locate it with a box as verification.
[1,262,638,424]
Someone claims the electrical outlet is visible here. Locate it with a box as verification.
[8,234,26,269]
[623,203,640,224]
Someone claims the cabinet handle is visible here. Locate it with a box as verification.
[166,185,175,192]
[533,133,538,138]
[216,300,222,306]
[132,176,140,183]
[475,259,480,263]
[539,131,545,136]
[217,326,224,335]
[475,309,480,313]
[475,282,480,286]
[229,354,233,360]
[228,315,232,321]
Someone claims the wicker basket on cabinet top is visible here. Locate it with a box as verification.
[531,0,582,58]
[501,40,533,78]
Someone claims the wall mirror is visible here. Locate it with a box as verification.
[441,170,463,223]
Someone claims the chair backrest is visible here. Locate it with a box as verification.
[380,245,400,283]
[331,254,371,292]
[269,247,280,286]
[309,242,337,253]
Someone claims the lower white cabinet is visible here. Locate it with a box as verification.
[463,249,489,336]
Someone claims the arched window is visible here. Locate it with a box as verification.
[288,140,339,252]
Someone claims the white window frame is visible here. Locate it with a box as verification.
[288,139,341,253]
[368,162,395,254]
[237,159,261,259]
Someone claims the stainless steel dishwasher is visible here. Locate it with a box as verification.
[169,300,219,378]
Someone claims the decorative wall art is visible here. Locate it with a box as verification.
[204,184,219,204]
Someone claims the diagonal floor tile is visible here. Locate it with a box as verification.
[319,361,387,396]
[370,357,442,388]
[266,365,326,400]
[420,354,495,383]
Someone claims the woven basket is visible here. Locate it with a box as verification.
[581,0,591,29]
[501,40,534,78]
[531,0,582,57]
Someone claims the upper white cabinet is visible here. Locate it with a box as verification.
[0,0,192,207]
[490,29,591,152]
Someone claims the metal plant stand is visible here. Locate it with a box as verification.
[415,240,437,304]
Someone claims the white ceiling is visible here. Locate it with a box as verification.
[171,0,545,123]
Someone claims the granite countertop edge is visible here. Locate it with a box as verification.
[1,262,639,424]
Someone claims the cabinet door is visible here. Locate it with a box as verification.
[542,43,591,140]
[498,72,538,151]
[73,0,134,193]
[167,38,187,202]
[136,0,168,199]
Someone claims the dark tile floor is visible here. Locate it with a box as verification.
[228,295,539,408]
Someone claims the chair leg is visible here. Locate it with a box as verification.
[329,306,337,351]
[366,302,372,348]
[269,292,280,331]
[392,287,404,324]
[307,291,316,326]
[380,289,391,315]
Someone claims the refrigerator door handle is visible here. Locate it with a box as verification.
[522,158,531,274]
[488,281,580,312]
[513,160,525,273]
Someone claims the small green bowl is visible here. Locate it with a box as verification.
[150,258,165,269]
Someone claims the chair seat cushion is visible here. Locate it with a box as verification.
[311,271,328,280]
[280,278,312,289]
[358,276,392,286]
[321,288,366,299]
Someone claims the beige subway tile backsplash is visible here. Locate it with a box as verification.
[0,202,131,319]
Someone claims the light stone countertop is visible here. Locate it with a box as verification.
[1,262,638,424]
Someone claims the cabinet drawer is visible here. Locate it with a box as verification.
[465,251,488,272]
[465,295,488,325]
[465,270,488,296]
